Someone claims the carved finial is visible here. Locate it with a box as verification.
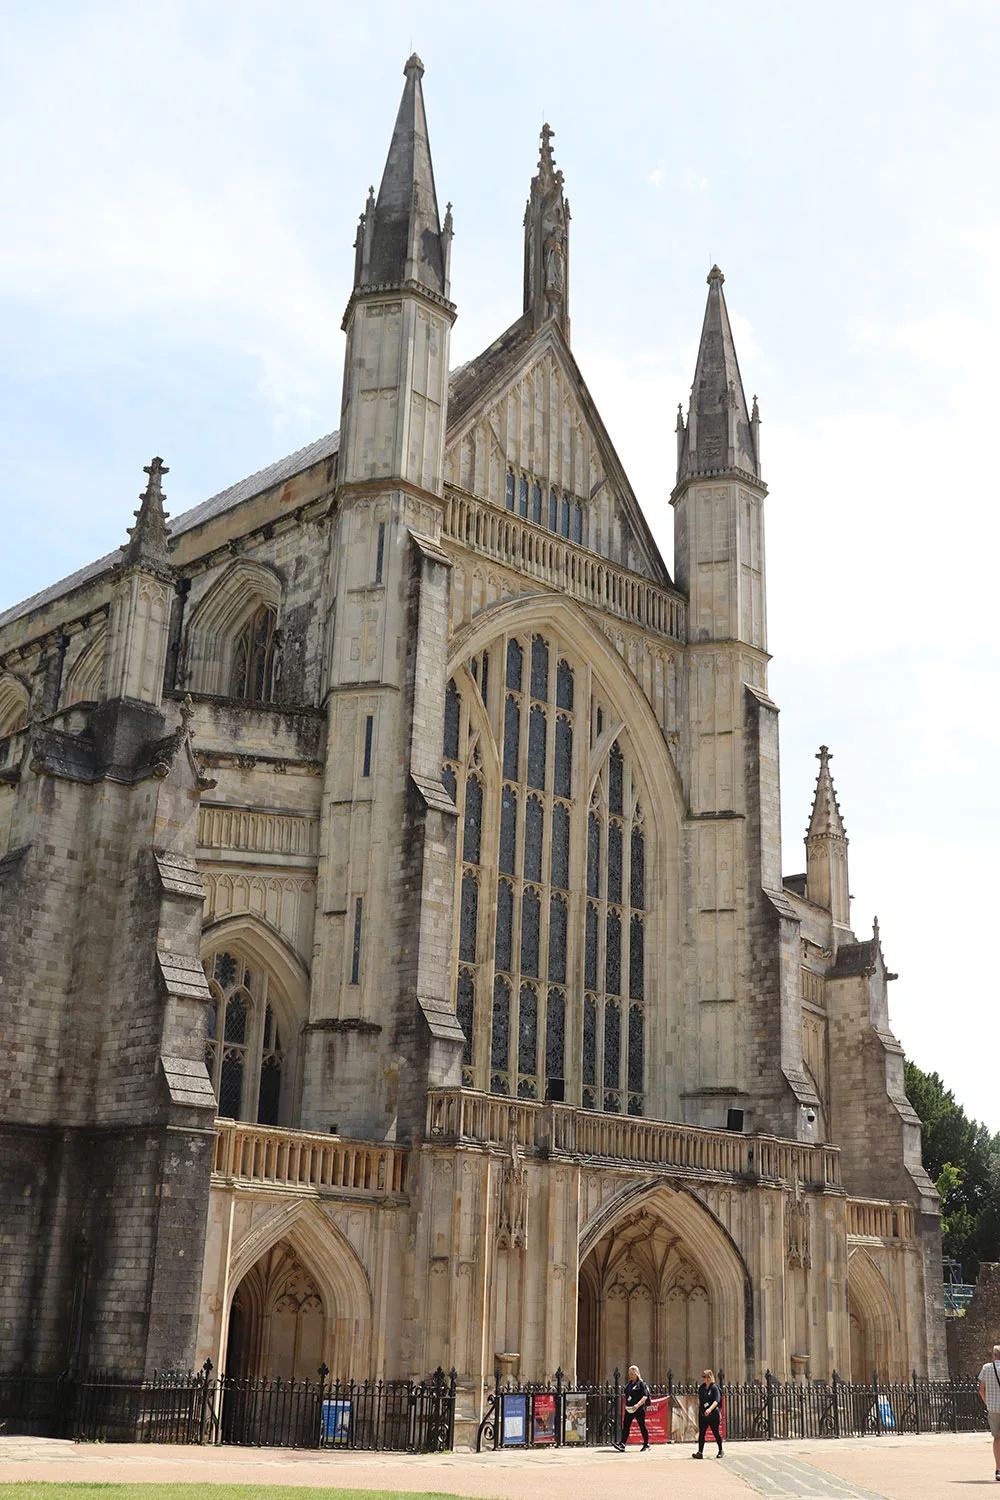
[752,394,760,422]
[366,184,375,213]
[676,403,685,432]
[872,915,880,942]
[443,201,454,236]
[708,263,725,284]
[123,455,172,572]
[817,744,831,766]
[404,52,424,78]
[728,377,738,409]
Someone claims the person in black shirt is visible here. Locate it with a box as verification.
[615,1364,651,1451]
[693,1368,724,1457]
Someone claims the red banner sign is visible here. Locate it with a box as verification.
[623,1394,671,1444]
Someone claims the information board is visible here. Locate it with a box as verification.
[563,1393,587,1443]
[532,1392,557,1444]
[502,1393,527,1446]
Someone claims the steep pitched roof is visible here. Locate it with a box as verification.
[445,316,672,588]
[0,430,340,630]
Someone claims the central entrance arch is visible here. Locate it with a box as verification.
[577,1182,749,1383]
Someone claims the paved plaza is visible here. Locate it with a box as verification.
[0,1432,996,1500]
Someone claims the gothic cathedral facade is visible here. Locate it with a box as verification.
[0,58,946,1417]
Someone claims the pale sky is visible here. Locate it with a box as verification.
[2,1,997,1131]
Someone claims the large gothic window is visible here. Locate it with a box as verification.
[229,605,278,703]
[204,950,285,1124]
[443,630,648,1114]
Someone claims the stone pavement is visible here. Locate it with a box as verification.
[0,1431,995,1500]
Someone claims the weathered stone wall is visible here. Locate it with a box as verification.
[947,1263,1000,1377]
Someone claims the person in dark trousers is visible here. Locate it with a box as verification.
[693,1368,724,1458]
[616,1364,652,1450]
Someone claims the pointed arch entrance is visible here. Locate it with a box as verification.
[847,1249,900,1379]
[577,1182,749,1384]
[227,1239,325,1380]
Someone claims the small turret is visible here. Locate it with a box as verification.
[805,745,850,925]
[676,265,759,485]
[102,458,175,707]
[523,122,570,338]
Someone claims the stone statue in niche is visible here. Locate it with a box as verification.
[544,227,566,309]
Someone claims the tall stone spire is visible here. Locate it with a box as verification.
[523,122,570,338]
[352,53,451,299]
[123,457,172,574]
[676,266,759,485]
[806,746,850,924]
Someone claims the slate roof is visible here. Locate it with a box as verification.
[0,429,340,631]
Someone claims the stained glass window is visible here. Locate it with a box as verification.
[524,795,543,882]
[551,803,570,890]
[587,813,601,898]
[583,997,597,1085]
[546,989,565,1087]
[506,470,515,511]
[518,983,537,1076]
[506,638,523,691]
[549,487,559,531]
[224,992,247,1044]
[444,679,460,761]
[573,502,583,544]
[499,787,517,876]
[215,952,237,987]
[628,1002,644,1094]
[531,635,549,701]
[585,902,598,989]
[457,969,475,1066]
[521,886,540,977]
[532,482,543,526]
[548,894,567,982]
[503,696,520,780]
[480,649,490,703]
[631,827,645,909]
[495,880,514,972]
[491,975,511,1079]
[604,998,621,1089]
[519,475,529,517]
[561,494,571,537]
[606,910,621,995]
[460,872,479,963]
[630,916,644,999]
[463,776,483,865]
[527,706,546,789]
[556,659,574,711]
[554,716,572,798]
[609,742,624,815]
[204,951,286,1125]
[608,820,623,905]
[441,764,457,803]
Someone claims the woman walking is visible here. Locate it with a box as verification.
[693,1368,724,1458]
[616,1364,652,1451]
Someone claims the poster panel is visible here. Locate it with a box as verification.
[532,1392,557,1444]
[502,1393,527,1446]
[321,1399,351,1443]
[623,1394,671,1444]
[563,1393,587,1443]
[669,1393,699,1445]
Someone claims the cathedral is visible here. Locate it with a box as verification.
[0,56,947,1429]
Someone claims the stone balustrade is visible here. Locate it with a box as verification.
[198,803,319,857]
[212,1120,408,1197]
[846,1196,915,1241]
[425,1088,842,1189]
[443,489,686,643]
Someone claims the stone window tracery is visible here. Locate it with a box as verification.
[229,605,278,703]
[443,629,648,1112]
[205,950,285,1125]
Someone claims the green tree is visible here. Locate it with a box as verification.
[904,1060,1000,1280]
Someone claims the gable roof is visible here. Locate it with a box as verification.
[0,430,341,631]
[445,316,672,588]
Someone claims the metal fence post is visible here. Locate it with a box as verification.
[873,1371,883,1436]
[832,1370,840,1439]
[494,1367,502,1451]
[912,1370,919,1435]
[765,1370,774,1442]
[448,1367,457,1452]
[555,1366,564,1448]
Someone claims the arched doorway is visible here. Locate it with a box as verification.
[847,1250,900,1379]
[577,1183,748,1384]
[225,1239,326,1380]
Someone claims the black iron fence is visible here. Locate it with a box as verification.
[476,1369,991,1450]
[0,1363,456,1452]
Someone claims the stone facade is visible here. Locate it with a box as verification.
[0,55,946,1412]
[947,1264,1000,1378]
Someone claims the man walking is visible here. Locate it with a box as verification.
[978,1343,1000,1480]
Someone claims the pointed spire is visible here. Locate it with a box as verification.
[806,746,850,924]
[677,265,760,486]
[523,122,570,338]
[807,745,847,841]
[123,457,172,573]
[354,54,449,298]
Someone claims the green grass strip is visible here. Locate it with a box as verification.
[0,1485,486,1500]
